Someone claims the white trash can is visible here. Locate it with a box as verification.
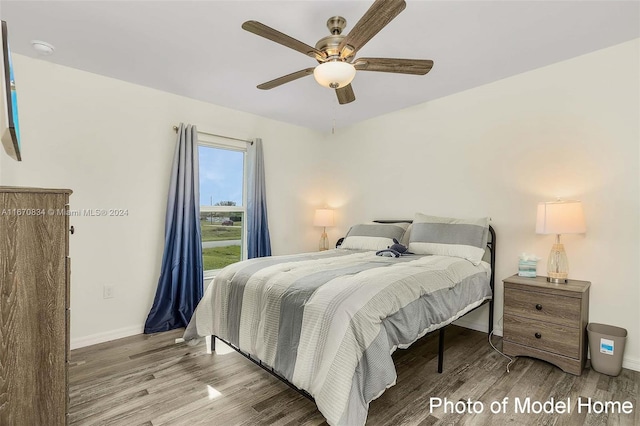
[587,323,627,376]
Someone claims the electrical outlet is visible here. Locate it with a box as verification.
[103,284,114,299]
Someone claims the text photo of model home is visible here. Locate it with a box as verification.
[0,1,637,425]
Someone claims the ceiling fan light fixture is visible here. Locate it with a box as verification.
[313,61,356,89]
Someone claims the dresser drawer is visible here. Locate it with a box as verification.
[504,287,581,327]
[503,314,580,359]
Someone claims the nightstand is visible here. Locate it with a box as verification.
[502,275,590,375]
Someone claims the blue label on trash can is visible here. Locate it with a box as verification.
[600,338,614,355]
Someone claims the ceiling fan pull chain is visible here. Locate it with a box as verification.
[332,103,337,134]
[332,115,336,135]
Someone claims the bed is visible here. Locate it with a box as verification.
[184,215,495,426]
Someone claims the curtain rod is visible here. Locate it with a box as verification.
[172,125,253,145]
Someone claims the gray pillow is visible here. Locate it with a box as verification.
[409,213,489,265]
[340,222,409,251]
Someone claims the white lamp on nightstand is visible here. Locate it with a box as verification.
[536,200,586,283]
[314,209,334,251]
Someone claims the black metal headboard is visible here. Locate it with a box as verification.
[487,225,496,288]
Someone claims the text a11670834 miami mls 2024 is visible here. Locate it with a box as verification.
[0,207,129,217]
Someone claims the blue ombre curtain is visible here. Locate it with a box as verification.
[145,123,204,333]
[246,137,272,258]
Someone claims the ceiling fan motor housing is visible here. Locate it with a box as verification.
[315,35,346,61]
[315,16,352,61]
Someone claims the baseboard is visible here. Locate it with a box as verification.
[454,317,503,337]
[621,355,640,372]
[70,324,144,350]
[585,354,640,373]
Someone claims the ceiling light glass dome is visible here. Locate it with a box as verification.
[313,61,356,89]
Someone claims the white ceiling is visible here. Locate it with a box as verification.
[1,1,638,132]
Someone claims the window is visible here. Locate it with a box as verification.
[199,143,246,276]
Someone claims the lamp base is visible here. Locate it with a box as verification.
[319,231,329,251]
[546,242,569,284]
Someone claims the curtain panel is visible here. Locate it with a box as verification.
[145,123,203,333]
[247,137,272,258]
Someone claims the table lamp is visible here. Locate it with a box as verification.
[536,200,586,283]
[314,209,334,251]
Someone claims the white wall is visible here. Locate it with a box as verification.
[323,39,640,370]
[2,40,638,372]
[0,55,327,348]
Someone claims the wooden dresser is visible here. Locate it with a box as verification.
[502,275,590,375]
[0,187,72,425]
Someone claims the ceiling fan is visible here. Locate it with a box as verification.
[242,0,433,105]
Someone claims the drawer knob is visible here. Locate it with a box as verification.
[535,332,542,339]
[69,226,75,235]
[535,304,542,311]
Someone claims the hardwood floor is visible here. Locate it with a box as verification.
[69,326,639,425]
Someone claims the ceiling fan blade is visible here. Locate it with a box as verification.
[242,21,326,61]
[257,68,315,90]
[336,84,356,105]
[338,0,406,59]
[354,58,434,75]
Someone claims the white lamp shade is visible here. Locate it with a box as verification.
[314,209,335,227]
[313,62,356,89]
[536,200,586,235]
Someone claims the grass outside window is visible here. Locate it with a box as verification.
[200,220,242,241]
[202,246,241,270]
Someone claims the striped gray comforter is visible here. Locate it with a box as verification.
[184,249,492,426]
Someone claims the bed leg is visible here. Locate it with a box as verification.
[205,336,216,354]
[438,328,445,373]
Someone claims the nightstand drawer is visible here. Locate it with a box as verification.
[503,314,580,359]
[504,288,581,327]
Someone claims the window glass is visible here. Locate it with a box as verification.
[199,145,245,272]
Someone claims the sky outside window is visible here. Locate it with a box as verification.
[199,146,244,206]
